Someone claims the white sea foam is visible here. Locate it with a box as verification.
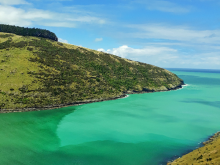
[179,84,190,90]
[177,84,190,90]
[119,94,129,99]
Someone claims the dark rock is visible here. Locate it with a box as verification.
[203,132,220,145]
[142,88,154,92]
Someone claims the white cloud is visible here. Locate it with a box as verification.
[135,0,190,13]
[0,5,35,26]
[97,45,178,60]
[58,38,68,43]
[0,5,55,26]
[195,52,220,65]
[97,48,105,52]
[105,23,220,68]
[0,4,106,28]
[0,0,29,5]
[126,24,220,44]
[97,45,220,69]
[95,38,103,42]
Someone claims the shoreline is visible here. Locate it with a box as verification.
[203,131,220,145]
[0,83,184,113]
[167,132,220,164]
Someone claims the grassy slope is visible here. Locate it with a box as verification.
[168,132,220,165]
[0,32,183,111]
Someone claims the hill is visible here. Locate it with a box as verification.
[0,32,184,112]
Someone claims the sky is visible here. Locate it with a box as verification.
[0,0,220,69]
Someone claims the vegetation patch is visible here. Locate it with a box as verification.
[0,24,58,41]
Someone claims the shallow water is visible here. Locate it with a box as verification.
[0,68,219,165]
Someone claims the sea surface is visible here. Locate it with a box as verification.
[0,68,220,165]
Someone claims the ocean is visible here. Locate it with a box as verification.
[0,68,219,165]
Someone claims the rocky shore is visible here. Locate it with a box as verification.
[167,132,220,164]
[203,132,220,145]
[0,83,184,113]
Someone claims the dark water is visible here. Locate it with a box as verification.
[0,68,220,165]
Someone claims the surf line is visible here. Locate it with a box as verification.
[177,84,189,90]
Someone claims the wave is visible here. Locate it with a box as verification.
[119,94,130,99]
[176,84,190,90]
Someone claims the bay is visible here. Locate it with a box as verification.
[0,68,219,165]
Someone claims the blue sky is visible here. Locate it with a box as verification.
[0,0,220,69]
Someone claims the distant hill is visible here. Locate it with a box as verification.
[0,32,184,112]
[0,24,58,41]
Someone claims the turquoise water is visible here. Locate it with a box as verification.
[0,68,220,165]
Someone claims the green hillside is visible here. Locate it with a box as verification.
[0,32,184,112]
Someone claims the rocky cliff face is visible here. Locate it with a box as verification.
[0,32,184,112]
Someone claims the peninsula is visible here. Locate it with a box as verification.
[0,25,184,113]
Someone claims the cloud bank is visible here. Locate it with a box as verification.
[0,3,106,27]
[97,45,220,69]
[0,0,29,5]
[126,24,220,44]
[98,45,178,65]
